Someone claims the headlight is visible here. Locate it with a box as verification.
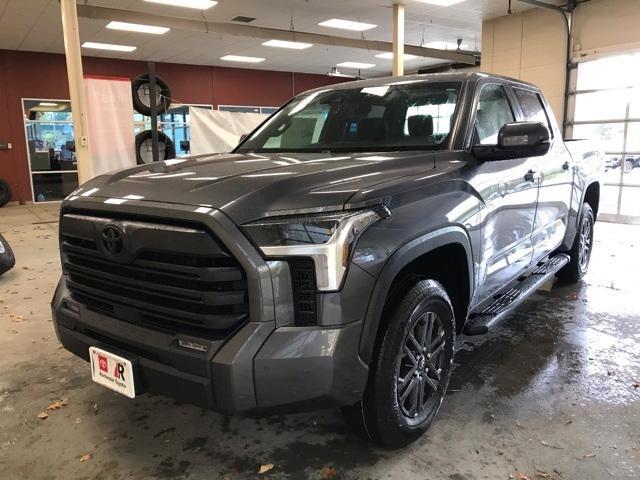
[242,206,390,291]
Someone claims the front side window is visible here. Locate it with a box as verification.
[473,84,515,145]
[236,82,461,153]
[514,88,552,133]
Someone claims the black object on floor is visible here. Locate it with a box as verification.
[0,178,11,207]
[0,233,15,275]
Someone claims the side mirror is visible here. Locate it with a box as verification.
[472,121,551,161]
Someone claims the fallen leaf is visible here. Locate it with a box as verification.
[564,419,573,425]
[516,420,527,429]
[258,463,274,474]
[46,399,68,410]
[37,411,48,420]
[541,440,564,450]
[92,403,99,415]
[322,466,337,479]
[80,453,92,462]
[535,470,551,478]
[583,453,596,458]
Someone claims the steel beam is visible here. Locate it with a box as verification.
[76,5,477,65]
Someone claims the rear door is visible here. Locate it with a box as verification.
[468,83,539,303]
[512,87,573,261]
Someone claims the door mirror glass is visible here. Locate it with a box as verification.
[472,121,551,161]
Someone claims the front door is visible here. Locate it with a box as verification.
[469,83,539,304]
[512,87,573,261]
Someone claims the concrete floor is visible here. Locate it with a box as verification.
[1,203,639,480]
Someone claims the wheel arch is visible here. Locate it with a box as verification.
[583,181,600,218]
[359,226,474,364]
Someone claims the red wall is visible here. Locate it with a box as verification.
[0,50,345,203]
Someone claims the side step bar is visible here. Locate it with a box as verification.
[463,253,570,336]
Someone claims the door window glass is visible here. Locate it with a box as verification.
[514,88,552,133]
[474,84,515,145]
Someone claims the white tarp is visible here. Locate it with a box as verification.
[189,107,267,155]
[84,77,136,176]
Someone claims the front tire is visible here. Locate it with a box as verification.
[356,280,456,448]
[557,203,595,282]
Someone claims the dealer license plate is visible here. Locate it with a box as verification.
[89,347,136,398]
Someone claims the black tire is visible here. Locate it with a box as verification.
[131,74,171,116]
[0,233,16,275]
[349,279,456,448]
[0,178,11,207]
[135,130,176,165]
[557,203,595,282]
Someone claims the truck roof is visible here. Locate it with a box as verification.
[303,71,541,95]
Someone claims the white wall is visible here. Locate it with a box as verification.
[480,8,566,125]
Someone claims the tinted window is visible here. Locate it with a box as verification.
[514,88,552,133]
[237,82,461,153]
[474,84,515,145]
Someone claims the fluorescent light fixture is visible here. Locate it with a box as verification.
[106,21,169,35]
[425,40,468,50]
[82,42,136,52]
[38,102,58,107]
[416,0,466,5]
[220,55,265,63]
[318,18,377,31]
[375,52,418,60]
[262,39,312,50]
[144,0,217,9]
[337,61,376,69]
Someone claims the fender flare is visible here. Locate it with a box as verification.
[359,225,474,363]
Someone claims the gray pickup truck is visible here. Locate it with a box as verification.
[52,72,602,448]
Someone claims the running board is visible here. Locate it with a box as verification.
[463,253,570,336]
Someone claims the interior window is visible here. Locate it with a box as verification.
[514,88,552,134]
[474,84,515,145]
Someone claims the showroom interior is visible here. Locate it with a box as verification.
[0,0,639,479]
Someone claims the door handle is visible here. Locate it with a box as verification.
[524,169,537,182]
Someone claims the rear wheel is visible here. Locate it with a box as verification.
[346,280,455,448]
[557,203,594,282]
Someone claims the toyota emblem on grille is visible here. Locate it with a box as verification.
[101,224,125,256]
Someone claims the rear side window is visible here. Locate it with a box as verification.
[514,88,552,135]
[474,84,515,145]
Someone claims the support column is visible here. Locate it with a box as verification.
[60,0,93,184]
[392,2,405,76]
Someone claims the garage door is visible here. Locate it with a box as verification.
[570,52,640,224]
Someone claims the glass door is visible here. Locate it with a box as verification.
[23,99,79,202]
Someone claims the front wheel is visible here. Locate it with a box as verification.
[557,203,595,282]
[350,279,456,448]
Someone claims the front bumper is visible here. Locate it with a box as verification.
[52,256,370,413]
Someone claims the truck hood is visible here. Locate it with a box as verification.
[72,151,436,223]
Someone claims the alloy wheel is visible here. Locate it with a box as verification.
[578,214,593,273]
[396,311,446,422]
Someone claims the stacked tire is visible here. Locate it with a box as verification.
[0,178,11,208]
[131,73,175,164]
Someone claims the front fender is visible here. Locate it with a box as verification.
[358,225,474,363]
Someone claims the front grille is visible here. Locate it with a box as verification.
[289,258,317,326]
[60,212,249,339]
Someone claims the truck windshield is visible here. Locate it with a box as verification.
[236,82,461,153]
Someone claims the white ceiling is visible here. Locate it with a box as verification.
[0,0,551,77]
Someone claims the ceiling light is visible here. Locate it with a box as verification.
[318,19,377,31]
[220,55,265,63]
[38,102,58,107]
[375,52,418,60]
[416,0,466,6]
[262,40,312,50]
[144,0,217,9]
[337,61,376,69]
[425,40,468,50]
[106,21,169,35]
[82,42,137,52]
